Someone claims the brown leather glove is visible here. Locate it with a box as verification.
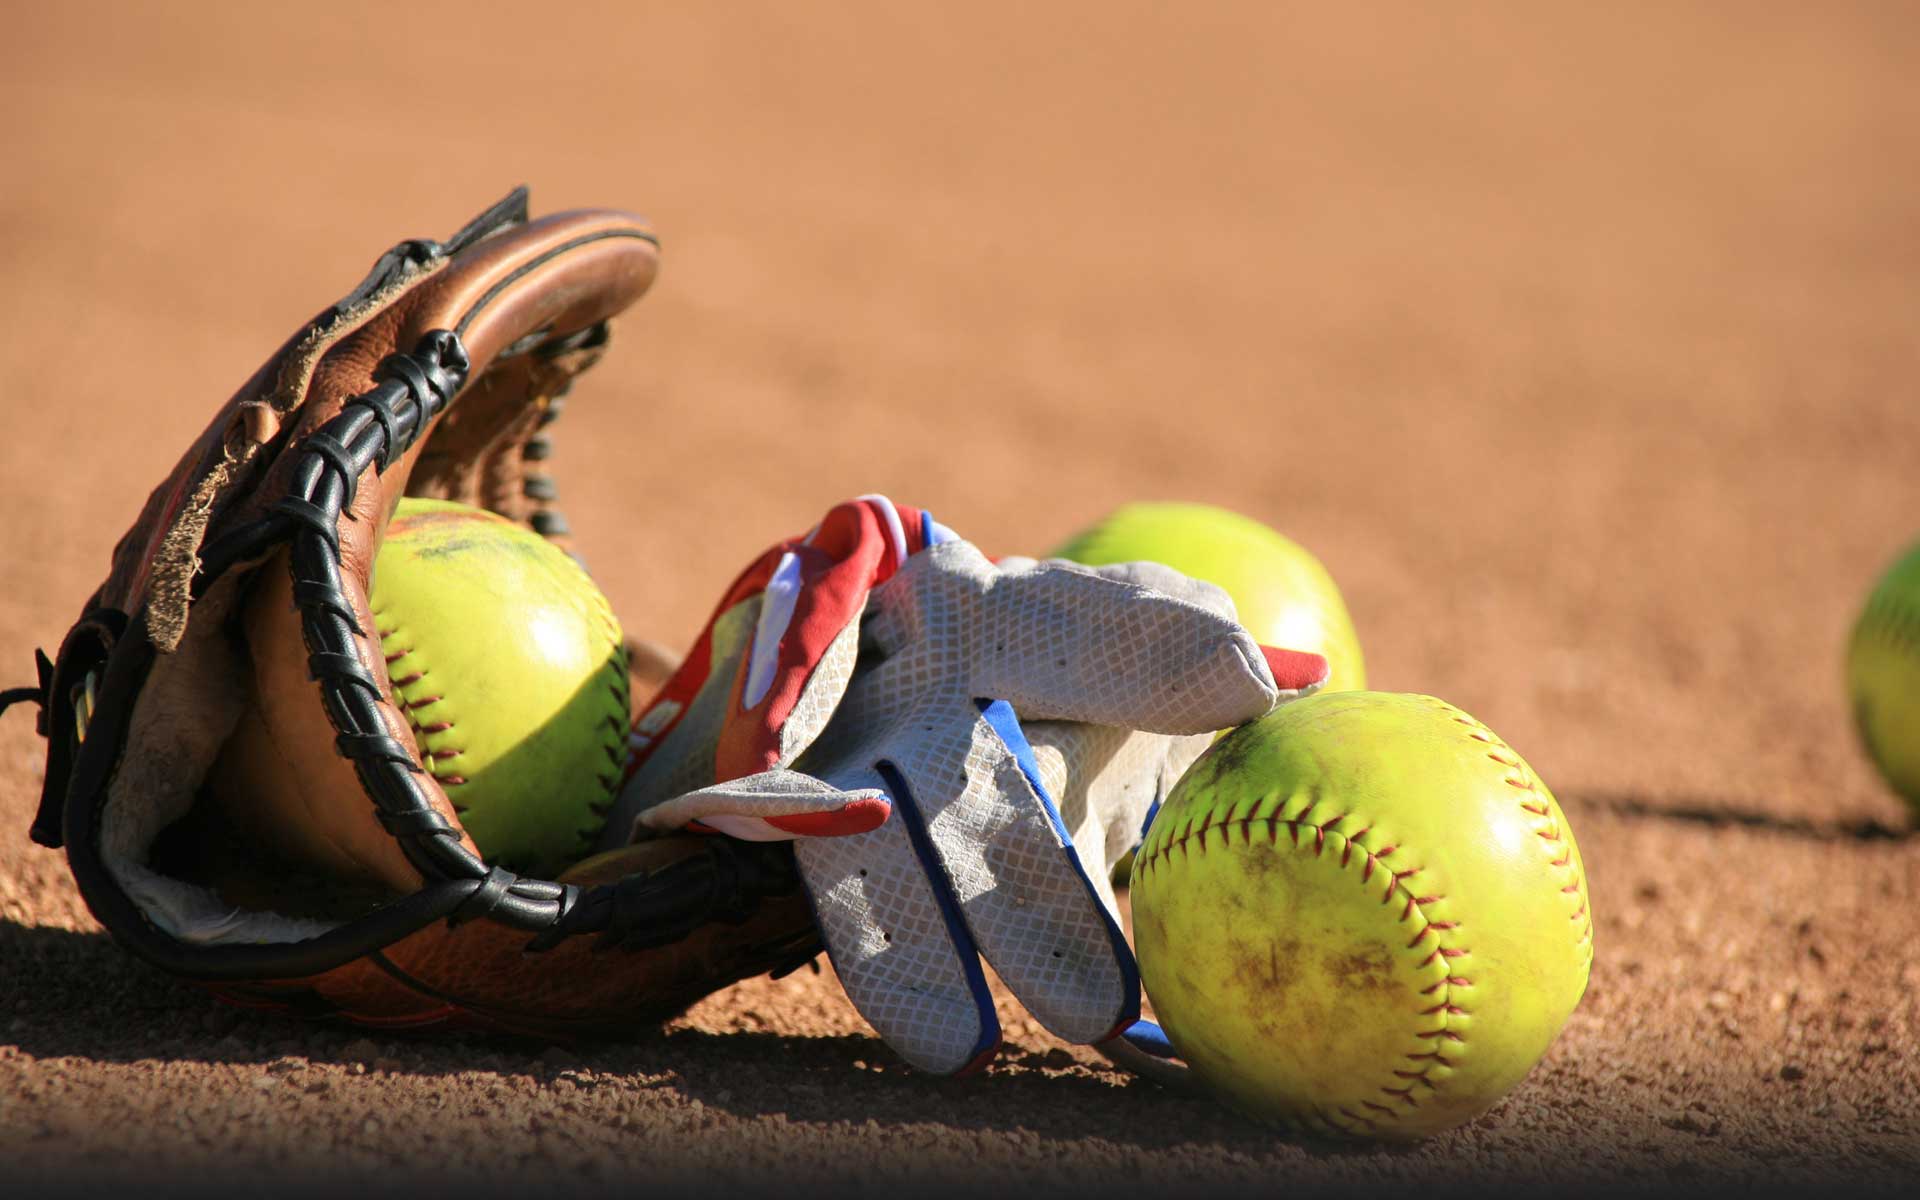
[0,190,816,1038]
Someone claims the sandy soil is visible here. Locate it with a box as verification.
[2,3,1917,1194]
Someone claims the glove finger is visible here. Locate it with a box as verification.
[634,768,891,842]
[856,705,1137,1047]
[1031,561,1333,698]
[931,702,1140,1045]
[978,557,1323,732]
[724,495,956,770]
[999,555,1240,623]
[1022,720,1205,887]
[795,762,1003,1075]
[1260,644,1332,694]
[615,493,932,845]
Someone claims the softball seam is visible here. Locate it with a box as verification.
[1135,806,1466,1138]
[377,611,472,803]
[1857,592,1920,656]
[1436,698,1594,954]
[583,598,631,855]
[375,591,629,865]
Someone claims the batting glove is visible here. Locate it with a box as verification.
[604,495,1328,1074]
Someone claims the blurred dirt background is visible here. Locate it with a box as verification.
[2,2,1917,1195]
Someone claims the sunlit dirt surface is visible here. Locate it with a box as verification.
[1,4,1916,1194]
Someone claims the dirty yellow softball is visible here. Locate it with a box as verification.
[1131,691,1592,1139]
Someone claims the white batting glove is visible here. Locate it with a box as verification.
[605,497,1329,1074]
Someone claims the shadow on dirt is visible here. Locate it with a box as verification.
[0,919,1387,1154]
[632,1028,1372,1153]
[1565,792,1911,842]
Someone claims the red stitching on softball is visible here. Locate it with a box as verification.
[380,616,468,798]
[1450,701,1594,952]
[1857,593,1920,661]
[572,567,632,856]
[1136,805,1469,1132]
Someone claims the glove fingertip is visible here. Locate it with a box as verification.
[1120,1018,1178,1058]
[1260,645,1330,696]
[764,793,892,838]
[953,1034,1005,1077]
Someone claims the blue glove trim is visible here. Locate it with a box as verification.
[873,758,1002,1070]
[1139,797,1162,842]
[973,698,1142,1034]
[1119,1018,1179,1059]
[921,509,959,547]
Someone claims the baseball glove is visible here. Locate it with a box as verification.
[0,189,819,1038]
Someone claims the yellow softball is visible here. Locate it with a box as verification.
[1131,691,1592,1139]
[373,498,629,877]
[1847,539,1920,815]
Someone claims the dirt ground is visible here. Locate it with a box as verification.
[2,3,1917,1195]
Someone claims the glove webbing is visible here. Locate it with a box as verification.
[515,321,610,543]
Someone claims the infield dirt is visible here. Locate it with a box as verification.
[2,4,1916,1195]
